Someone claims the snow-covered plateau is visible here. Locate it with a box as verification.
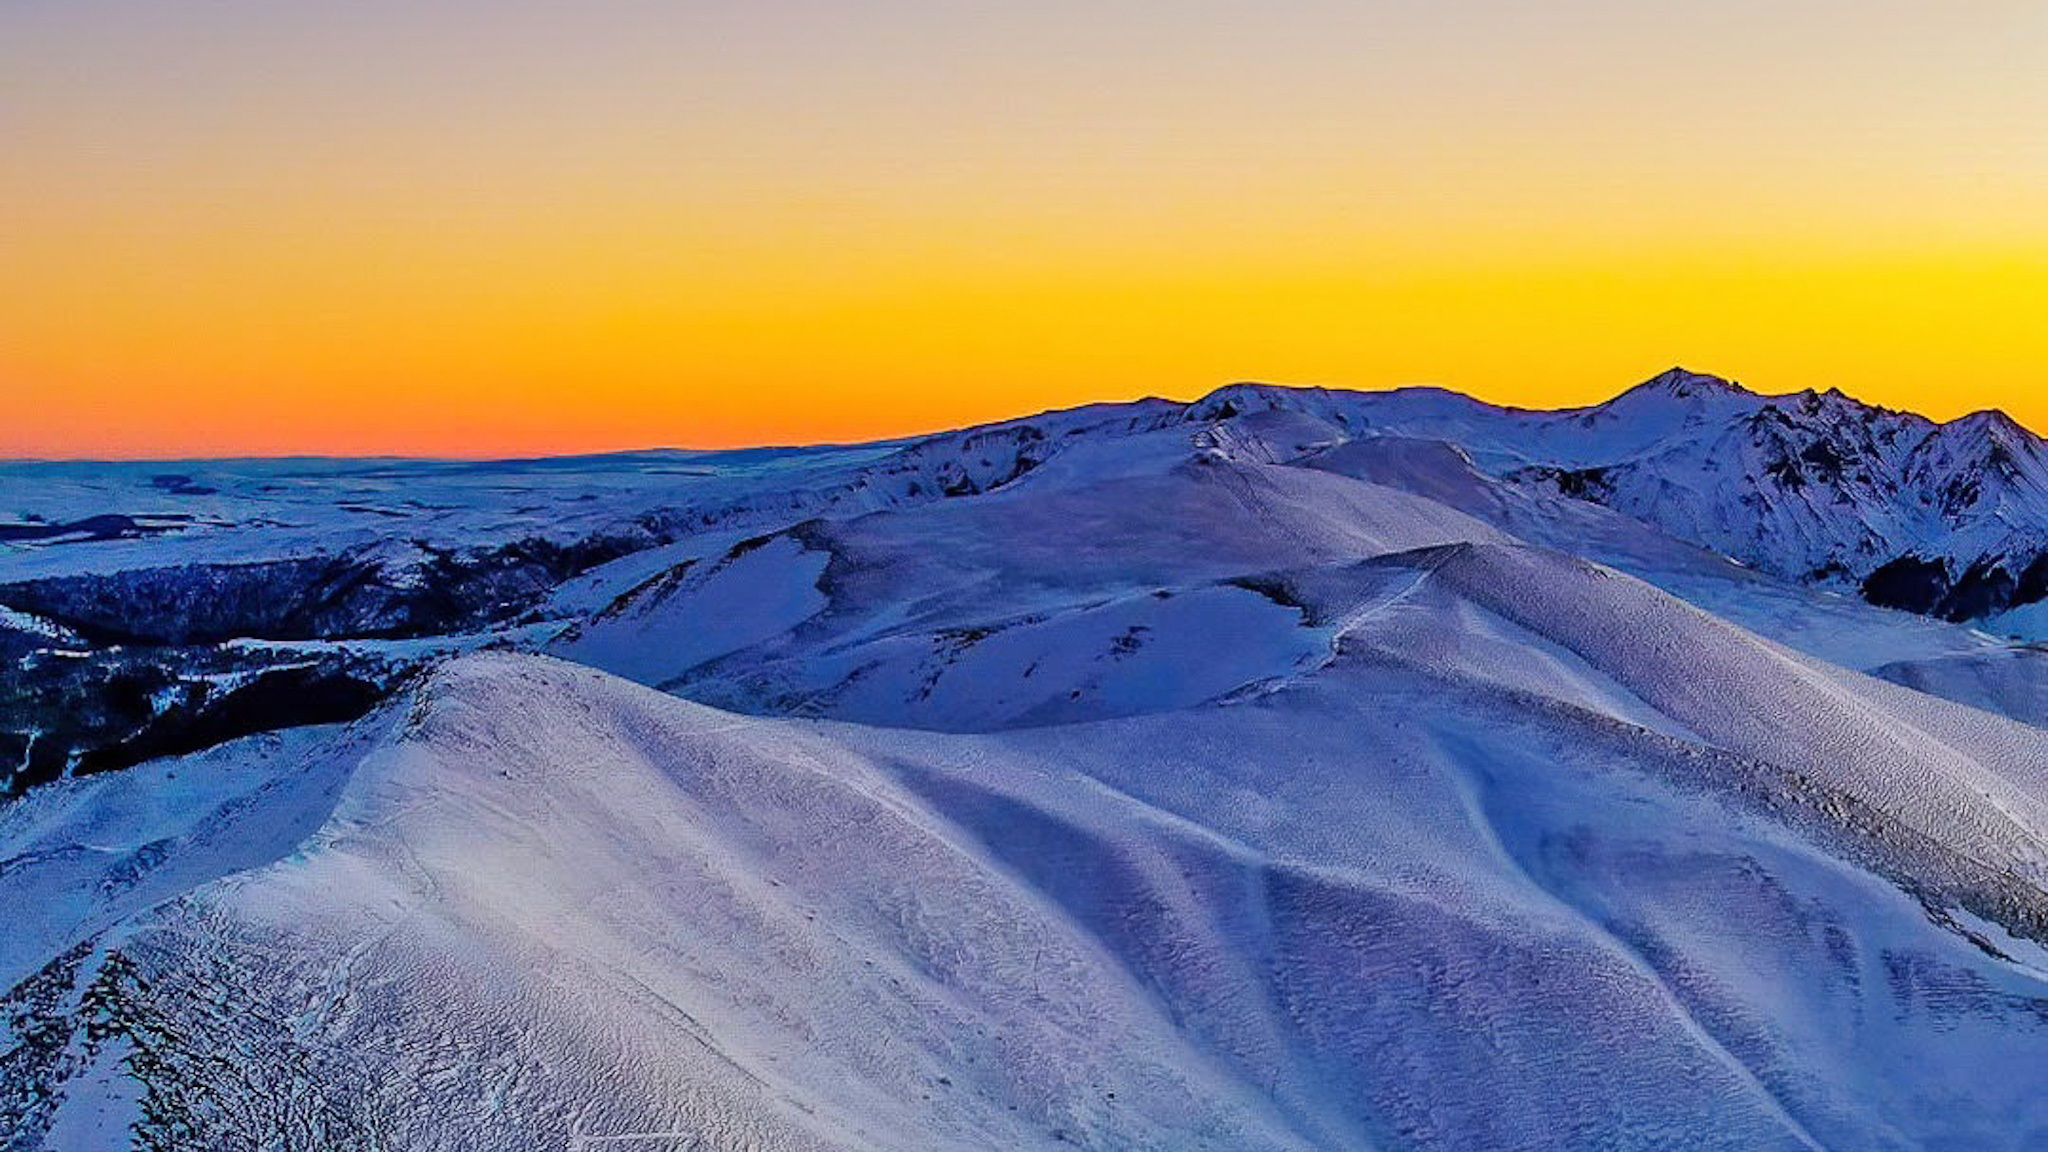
[2,372,2046,1150]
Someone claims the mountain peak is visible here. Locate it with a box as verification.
[1627,367,1751,400]
[1942,407,2039,443]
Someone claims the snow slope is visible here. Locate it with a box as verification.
[1193,369,2048,627]
[5,372,2048,1151]
[5,651,2044,1150]
[546,453,1513,727]
[1871,645,2048,730]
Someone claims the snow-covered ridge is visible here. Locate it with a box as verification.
[5,370,2044,798]
[5,649,2046,1149]
[0,401,1183,792]
[5,368,2048,1149]
[1187,369,2048,623]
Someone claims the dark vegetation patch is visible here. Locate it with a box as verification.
[0,514,181,544]
[0,647,397,796]
[74,665,385,775]
[0,531,653,647]
[149,474,218,496]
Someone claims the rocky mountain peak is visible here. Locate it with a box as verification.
[1613,367,1755,404]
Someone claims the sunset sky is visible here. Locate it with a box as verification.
[4,0,2046,457]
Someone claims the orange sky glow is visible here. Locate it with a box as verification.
[4,1,2046,457]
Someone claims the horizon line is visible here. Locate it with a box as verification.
[2,367,2038,464]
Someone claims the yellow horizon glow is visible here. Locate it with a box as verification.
[5,1,2046,456]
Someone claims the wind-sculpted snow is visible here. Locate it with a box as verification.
[546,457,1510,725]
[6,374,2048,1149]
[0,402,1181,790]
[1295,433,2023,675]
[1870,646,2048,730]
[548,530,834,689]
[1418,545,2048,875]
[0,720,381,994]
[6,654,2044,1150]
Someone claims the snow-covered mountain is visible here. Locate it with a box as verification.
[3,372,2047,1150]
[1190,368,2048,621]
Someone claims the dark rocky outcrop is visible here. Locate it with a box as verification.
[0,646,400,795]
[1860,555,1951,616]
[0,532,651,647]
[1860,550,2048,622]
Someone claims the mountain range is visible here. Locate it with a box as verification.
[2,370,2046,1150]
